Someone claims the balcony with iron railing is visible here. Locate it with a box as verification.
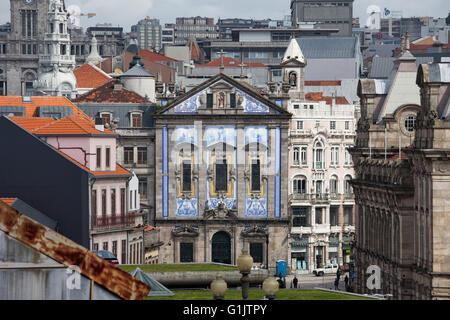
[91,213,135,232]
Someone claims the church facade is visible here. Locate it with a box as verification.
[153,72,291,270]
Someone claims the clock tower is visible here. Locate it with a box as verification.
[34,0,77,98]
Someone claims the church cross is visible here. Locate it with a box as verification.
[238,62,247,80]
[216,49,228,73]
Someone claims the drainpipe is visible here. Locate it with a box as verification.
[88,176,96,251]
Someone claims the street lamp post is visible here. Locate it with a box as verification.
[210,275,228,300]
[237,249,253,300]
[263,276,279,300]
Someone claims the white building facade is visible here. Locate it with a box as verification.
[282,39,357,273]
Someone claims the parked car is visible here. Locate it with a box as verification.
[92,250,119,265]
[312,263,339,276]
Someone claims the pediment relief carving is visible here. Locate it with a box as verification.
[241,225,268,238]
[204,200,238,220]
[171,225,199,237]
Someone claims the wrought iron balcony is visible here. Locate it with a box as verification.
[91,213,135,231]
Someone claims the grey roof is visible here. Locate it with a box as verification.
[369,56,434,79]
[129,268,174,297]
[424,63,450,83]
[120,64,154,78]
[363,44,398,59]
[296,37,359,59]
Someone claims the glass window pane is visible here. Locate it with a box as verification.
[215,160,227,191]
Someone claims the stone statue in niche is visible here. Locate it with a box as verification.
[199,94,206,108]
[237,94,244,107]
[289,71,297,88]
[218,92,225,108]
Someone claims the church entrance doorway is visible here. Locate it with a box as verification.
[211,231,231,264]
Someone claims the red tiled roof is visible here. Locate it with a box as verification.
[305,80,342,86]
[8,117,56,133]
[9,116,116,136]
[197,57,266,68]
[74,63,111,89]
[72,79,149,103]
[0,96,88,118]
[137,49,177,62]
[305,92,349,105]
[0,198,17,206]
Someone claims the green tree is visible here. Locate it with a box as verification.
[446,12,450,25]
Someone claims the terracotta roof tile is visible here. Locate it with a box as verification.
[8,117,56,132]
[74,63,112,89]
[72,79,149,103]
[10,116,116,136]
[305,92,349,105]
[0,96,89,118]
[0,198,17,206]
[137,49,177,62]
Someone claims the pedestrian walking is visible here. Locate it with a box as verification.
[293,276,298,289]
[334,277,339,291]
[344,275,349,291]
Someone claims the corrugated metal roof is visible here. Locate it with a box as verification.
[0,201,150,300]
[296,37,358,59]
[129,268,174,297]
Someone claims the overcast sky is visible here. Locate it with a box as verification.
[0,0,448,31]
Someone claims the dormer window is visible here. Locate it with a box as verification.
[131,112,142,128]
[100,112,112,126]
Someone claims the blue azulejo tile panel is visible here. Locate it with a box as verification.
[244,126,268,146]
[245,198,268,218]
[174,90,205,113]
[173,126,198,146]
[176,198,198,217]
[208,198,235,209]
[204,126,237,148]
[235,88,270,113]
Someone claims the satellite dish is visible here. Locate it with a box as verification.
[67,5,82,28]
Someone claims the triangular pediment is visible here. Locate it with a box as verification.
[157,73,290,116]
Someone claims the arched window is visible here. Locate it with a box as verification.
[293,175,307,194]
[329,175,339,196]
[344,175,353,195]
[289,71,297,88]
[404,115,416,132]
[313,139,324,169]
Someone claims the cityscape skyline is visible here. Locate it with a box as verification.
[0,0,448,31]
